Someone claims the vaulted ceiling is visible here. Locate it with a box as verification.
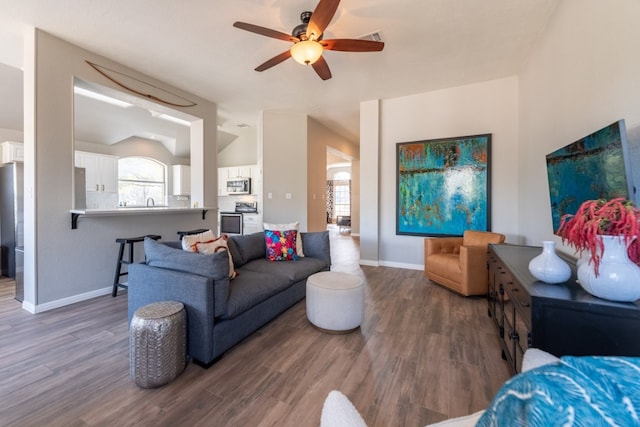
[0,0,560,150]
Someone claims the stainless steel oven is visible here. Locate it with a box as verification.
[219,212,243,235]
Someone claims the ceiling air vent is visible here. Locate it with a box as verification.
[359,31,383,42]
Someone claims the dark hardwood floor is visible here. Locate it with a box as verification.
[0,228,510,426]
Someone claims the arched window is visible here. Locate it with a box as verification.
[333,171,350,180]
[118,157,166,207]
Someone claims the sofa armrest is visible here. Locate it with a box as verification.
[301,231,331,267]
[459,245,488,274]
[128,263,217,364]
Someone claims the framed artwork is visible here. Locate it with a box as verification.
[546,120,632,234]
[396,134,491,236]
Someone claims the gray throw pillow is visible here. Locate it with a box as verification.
[226,237,245,268]
[144,237,229,280]
[300,231,331,265]
[228,232,266,264]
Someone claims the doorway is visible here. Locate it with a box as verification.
[326,149,352,233]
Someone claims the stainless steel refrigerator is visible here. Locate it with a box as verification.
[0,162,24,301]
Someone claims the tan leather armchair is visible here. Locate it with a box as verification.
[424,230,505,296]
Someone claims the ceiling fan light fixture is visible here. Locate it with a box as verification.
[290,40,323,65]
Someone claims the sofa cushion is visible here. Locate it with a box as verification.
[426,253,462,281]
[226,237,243,268]
[145,237,227,278]
[264,229,299,261]
[228,232,266,266]
[300,231,331,265]
[179,230,236,278]
[196,239,236,279]
[144,237,230,317]
[221,269,293,319]
[241,257,329,282]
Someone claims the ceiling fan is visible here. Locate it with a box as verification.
[233,0,384,81]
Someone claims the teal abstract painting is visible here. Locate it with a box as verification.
[546,120,631,233]
[396,134,491,236]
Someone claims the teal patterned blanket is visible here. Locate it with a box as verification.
[477,356,640,426]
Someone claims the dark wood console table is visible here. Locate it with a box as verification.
[487,244,640,374]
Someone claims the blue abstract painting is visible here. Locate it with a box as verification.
[546,120,631,233]
[396,134,491,236]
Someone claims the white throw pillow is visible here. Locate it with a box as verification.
[424,411,485,427]
[521,348,560,372]
[181,229,216,252]
[320,390,368,427]
[263,221,304,257]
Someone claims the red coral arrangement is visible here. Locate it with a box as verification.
[557,198,640,276]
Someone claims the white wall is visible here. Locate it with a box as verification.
[0,128,23,142]
[361,77,520,269]
[261,110,308,230]
[307,117,359,232]
[23,29,218,310]
[518,0,640,251]
[360,100,380,265]
[217,126,258,167]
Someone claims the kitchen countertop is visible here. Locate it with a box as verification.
[69,206,217,229]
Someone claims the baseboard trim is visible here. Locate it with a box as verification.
[379,260,424,271]
[29,286,114,313]
[359,259,380,267]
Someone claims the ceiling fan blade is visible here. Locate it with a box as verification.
[233,22,299,43]
[307,0,340,40]
[322,39,384,52]
[312,56,332,80]
[255,50,292,72]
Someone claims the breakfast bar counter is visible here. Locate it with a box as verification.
[69,207,216,229]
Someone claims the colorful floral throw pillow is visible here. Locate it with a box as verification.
[264,229,298,261]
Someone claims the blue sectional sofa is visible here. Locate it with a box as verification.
[128,231,331,368]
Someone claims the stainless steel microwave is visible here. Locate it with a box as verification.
[227,178,251,194]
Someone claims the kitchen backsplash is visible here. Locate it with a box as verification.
[85,192,190,209]
[219,194,258,213]
[86,191,119,209]
[168,195,190,208]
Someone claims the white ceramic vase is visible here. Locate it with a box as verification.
[528,241,572,284]
[577,235,640,302]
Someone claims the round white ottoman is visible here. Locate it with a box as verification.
[306,271,364,333]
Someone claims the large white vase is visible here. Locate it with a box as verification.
[528,241,572,284]
[577,235,640,302]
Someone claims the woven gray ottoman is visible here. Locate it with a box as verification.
[130,301,187,388]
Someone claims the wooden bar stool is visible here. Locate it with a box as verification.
[112,235,161,297]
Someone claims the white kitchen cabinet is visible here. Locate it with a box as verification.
[75,151,118,193]
[226,165,255,178]
[242,213,262,235]
[172,165,191,195]
[1,141,24,163]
